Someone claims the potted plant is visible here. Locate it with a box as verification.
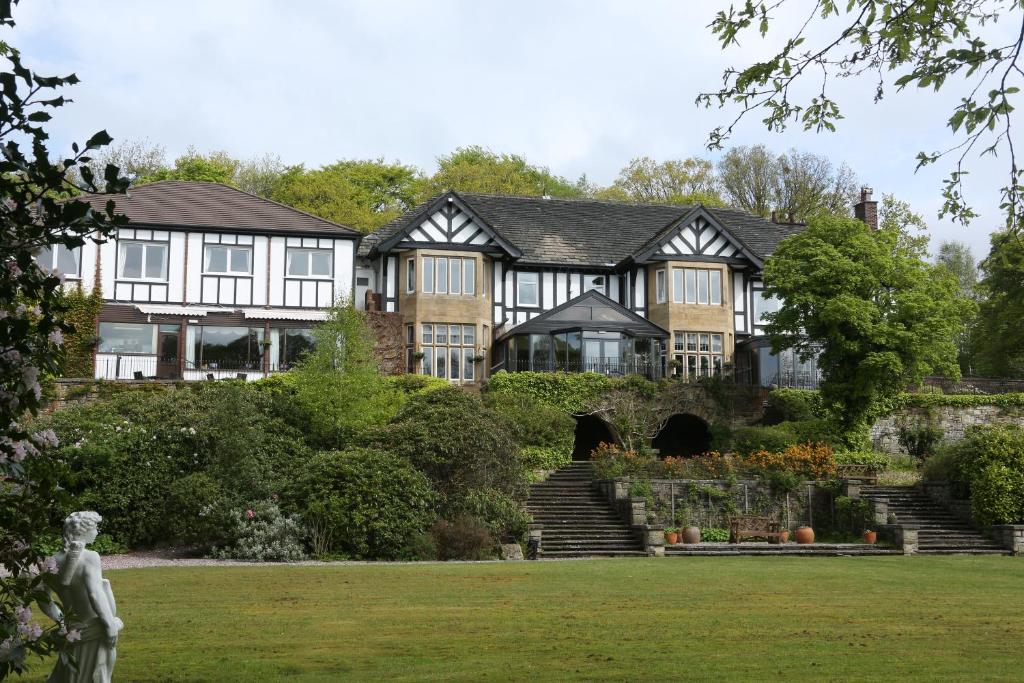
[471,353,486,363]
[664,527,679,545]
[412,351,425,361]
[779,528,791,543]
[794,526,815,544]
[862,529,877,544]
[676,508,700,544]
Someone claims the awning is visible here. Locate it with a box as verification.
[135,304,213,317]
[240,308,331,322]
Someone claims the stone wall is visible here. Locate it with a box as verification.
[871,405,1024,453]
[363,311,405,376]
[44,378,179,414]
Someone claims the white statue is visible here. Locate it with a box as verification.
[41,511,123,683]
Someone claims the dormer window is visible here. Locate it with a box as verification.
[287,248,332,278]
[583,274,605,294]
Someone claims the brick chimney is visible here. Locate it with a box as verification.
[854,187,878,230]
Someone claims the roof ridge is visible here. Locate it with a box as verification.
[457,190,697,211]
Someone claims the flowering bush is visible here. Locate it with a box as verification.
[744,443,837,480]
[590,442,655,479]
[212,502,307,562]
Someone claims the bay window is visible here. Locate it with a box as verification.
[655,269,667,304]
[419,322,477,381]
[672,330,725,378]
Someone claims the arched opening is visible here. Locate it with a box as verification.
[573,414,616,461]
[652,414,712,457]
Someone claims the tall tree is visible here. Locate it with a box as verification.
[270,159,422,232]
[234,153,286,198]
[139,146,238,185]
[763,206,972,440]
[422,146,588,199]
[718,145,857,220]
[601,156,724,205]
[0,8,129,675]
[698,1,1024,233]
[936,240,979,299]
[81,137,167,185]
[972,231,1024,376]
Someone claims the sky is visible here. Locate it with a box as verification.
[14,0,1020,257]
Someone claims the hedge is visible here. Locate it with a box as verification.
[484,371,614,413]
[769,388,1024,414]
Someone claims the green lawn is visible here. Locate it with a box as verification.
[32,557,1024,682]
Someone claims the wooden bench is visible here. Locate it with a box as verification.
[728,515,784,544]
[836,464,880,484]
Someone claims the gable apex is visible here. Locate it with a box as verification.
[629,206,764,268]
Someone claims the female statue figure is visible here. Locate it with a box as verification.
[41,511,123,683]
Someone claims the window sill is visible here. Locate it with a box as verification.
[116,277,169,283]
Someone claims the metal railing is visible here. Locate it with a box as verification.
[93,355,278,381]
[504,357,662,379]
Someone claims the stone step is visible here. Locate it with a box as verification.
[917,549,1009,555]
[539,551,649,558]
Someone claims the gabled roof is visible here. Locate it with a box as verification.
[495,290,669,341]
[629,206,765,268]
[67,180,361,238]
[360,191,804,267]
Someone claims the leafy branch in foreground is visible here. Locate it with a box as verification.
[697,0,1024,231]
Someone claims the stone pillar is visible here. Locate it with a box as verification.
[872,499,888,526]
[991,525,1024,556]
[894,524,920,555]
[844,482,861,499]
[629,497,647,527]
[644,526,665,557]
[612,480,630,503]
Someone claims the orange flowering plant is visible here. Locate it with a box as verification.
[744,443,836,480]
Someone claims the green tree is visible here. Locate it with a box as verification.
[422,146,589,199]
[763,211,972,440]
[81,137,167,185]
[270,159,422,232]
[698,1,1024,232]
[234,153,286,198]
[599,156,724,206]
[139,146,238,184]
[717,145,858,220]
[936,240,978,299]
[0,8,129,674]
[972,230,1024,376]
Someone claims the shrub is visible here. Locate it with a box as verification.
[662,451,740,479]
[484,371,613,413]
[166,472,233,548]
[387,374,450,395]
[377,387,526,505]
[700,528,730,542]
[431,516,494,561]
[455,488,531,542]
[292,448,437,560]
[834,450,892,469]
[484,392,575,454]
[744,443,837,479]
[970,463,1024,527]
[520,446,571,471]
[590,442,654,479]
[921,449,960,484]
[783,418,846,449]
[941,424,1024,524]
[405,531,438,561]
[896,416,945,463]
[763,389,820,424]
[732,424,799,456]
[212,501,307,562]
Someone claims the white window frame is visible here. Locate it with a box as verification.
[450,259,462,295]
[422,257,434,294]
[117,240,168,281]
[406,257,416,294]
[38,244,82,279]
[655,269,667,304]
[464,258,476,295]
[286,247,333,279]
[203,244,252,275]
[672,268,683,304]
[710,270,722,305]
[436,257,449,294]
[517,272,539,307]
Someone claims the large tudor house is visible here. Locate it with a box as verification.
[59,180,877,386]
[355,190,878,386]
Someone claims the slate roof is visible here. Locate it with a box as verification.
[68,181,361,238]
[359,191,804,267]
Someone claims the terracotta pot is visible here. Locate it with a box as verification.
[665,531,679,545]
[779,530,790,544]
[794,526,815,545]
[862,530,877,545]
[682,526,701,545]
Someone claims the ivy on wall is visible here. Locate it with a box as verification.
[485,371,615,414]
[59,286,104,378]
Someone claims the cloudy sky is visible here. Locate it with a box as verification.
[15,0,1018,256]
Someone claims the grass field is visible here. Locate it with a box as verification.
[29,557,1024,682]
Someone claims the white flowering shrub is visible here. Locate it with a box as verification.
[212,502,308,562]
[0,6,130,674]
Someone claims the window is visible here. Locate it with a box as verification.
[190,326,264,369]
[98,322,155,354]
[518,272,539,307]
[672,268,683,304]
[754,291,782,325]
[418,322,477,382]
[38,244,81,278]
[278,328,315,369]
[710,270,722,305]
[118,241,167,280]
[406,258,415,294]
[450,259,462,295]
[204,245,251,274]
[671,330,725,379]
[684,269,697,304]
[655,269,667,304]
[464,259,476,295]
[697,270,709,304]
[436,258,448,294]
[287,248,332,278]
[422,257,434,293]
[583,275,605,294]
[356,276,370,286]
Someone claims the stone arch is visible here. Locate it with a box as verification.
[652,413,713,457]
[572,414,617,461]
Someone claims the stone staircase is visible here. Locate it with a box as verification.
[860,486,1008,555]
[526,461,647,558]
